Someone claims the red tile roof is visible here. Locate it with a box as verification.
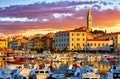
[101,32,120,37]
[56,30,86,34]
[0,39,5,41]
[87,39,110,41]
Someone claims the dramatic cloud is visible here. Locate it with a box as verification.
[0,0,120,35]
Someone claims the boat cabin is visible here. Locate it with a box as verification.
[82,72,100,79]
[35,69,49,74]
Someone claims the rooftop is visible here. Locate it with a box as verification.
[101,32,120,37]
[56,29,86,34]
[0,39,6,41]
[87,39,110,41]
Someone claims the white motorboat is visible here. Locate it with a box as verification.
[0,68,12,79]
[106,66,120,79]
[70,67,82,79]
[14,67,32,79]
[12,64,36,79]
[82,72,100,79]
[30,68,52,79]
[51,73,65,79]
[70,66,100,79]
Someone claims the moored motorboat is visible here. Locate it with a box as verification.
[0,68,12,79]
[30,68,52,79]
[106,66,120,79]
[82,72,100,79]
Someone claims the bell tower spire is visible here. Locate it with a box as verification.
[87,8,92,31]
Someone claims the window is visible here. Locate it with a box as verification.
[83,43,85,46]
[72,33,74,36]
[64,34,66,36]
[67,39,69,41]
[83,38,84,41]
[35,71,39,73]
[56,40,57,42]
[91,43,92,46]
[45,71,49,73]
[98,43,100,46]
[82,33,84,36]
[106,43,108,46]
[72,43,74,46]
[102,43,104,46]
[67,33,69,36]
[77,43,80,46]
[77,33,80,36]
[67,44,69,46]
[72,38,74,41]
[94,43,96,46]
[77,38,80,41]
[40,71,44,73]
[87,43,89,46]
[74,46,76,49]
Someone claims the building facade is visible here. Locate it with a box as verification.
[41,36,53,50]
[87,39,113,51]
[97,32,120,52]
[0,39,8,50]
[53,30,87,51]
[27,40,36,50]
[8,39,28,50]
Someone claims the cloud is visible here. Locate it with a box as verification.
[53,13,73,19]
[92,4,101,10]
[41,18,49,22]
[0,17,38,22]
[0,0,120,35]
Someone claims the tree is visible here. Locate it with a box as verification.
[90,30,106,34]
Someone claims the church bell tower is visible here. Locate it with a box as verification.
[87,8,92,31]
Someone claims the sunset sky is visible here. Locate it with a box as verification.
[0,0,120,36]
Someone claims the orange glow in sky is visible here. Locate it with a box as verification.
[0,0,120,36]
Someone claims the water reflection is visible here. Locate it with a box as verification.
[51,60,120,75]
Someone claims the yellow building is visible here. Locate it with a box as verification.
[53,30,87,50]
[97,32,120,52]
[69,31,87,50]
[0,39,8,50]
[87,39,112,50]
